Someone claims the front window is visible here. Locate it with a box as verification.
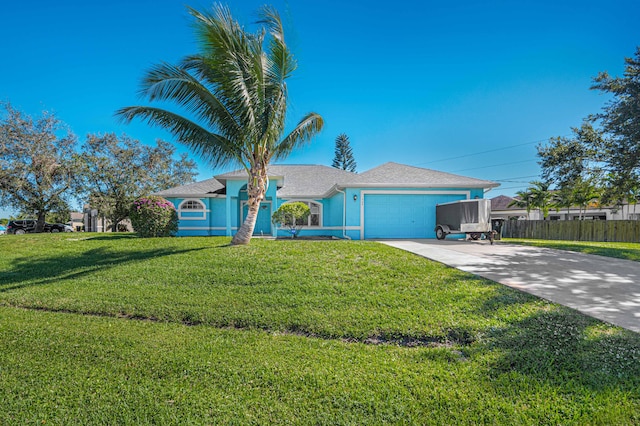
[179,199,206,220]
[290,201,321,227]
[181,200,204,210]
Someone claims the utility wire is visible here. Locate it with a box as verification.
[495,185,529,191]
[416,139,542,165]
[451,159,534,173]
[493,174,540,182]
[415,135,570,166]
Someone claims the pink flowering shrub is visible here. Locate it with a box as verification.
[130,195,178,237]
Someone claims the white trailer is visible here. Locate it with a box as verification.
[434,199,494,242]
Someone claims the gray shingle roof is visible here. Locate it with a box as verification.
[357,162,499,189]
[155,177,225,197]
[217,165,359,198]
[156,162,499,198]
[491,195,517,210]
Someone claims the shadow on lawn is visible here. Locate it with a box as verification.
[478,303,640,392]
[511,240,640,262]
[0,246,205,293]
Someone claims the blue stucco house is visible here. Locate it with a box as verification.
[155,162,499,239]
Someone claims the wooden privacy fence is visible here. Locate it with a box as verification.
[502,220,640,242]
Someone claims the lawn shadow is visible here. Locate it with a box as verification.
[476,300,640,393]
[509,240,640,262]
[80,233,141,241]
[0,246,206,293]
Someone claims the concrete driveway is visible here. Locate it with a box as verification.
[380,239,640,333]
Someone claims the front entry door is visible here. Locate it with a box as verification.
[242,202,272,235]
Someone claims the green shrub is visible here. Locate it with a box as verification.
[272,202,310,238]
[130,196,178,237]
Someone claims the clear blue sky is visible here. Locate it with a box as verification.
[1,0,638,218]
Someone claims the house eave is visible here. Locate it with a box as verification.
[323,182,499,197]
[153,193,226,199]
[277,194,326,200]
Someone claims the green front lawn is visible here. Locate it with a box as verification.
[1,234,639,424]
[505,238,640,262]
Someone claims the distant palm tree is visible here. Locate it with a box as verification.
[508,190,533,220]
[528,181,554,219]
[117,5,323,245]
[551,186,574,218]
[572,179,600,220]
[626,185,640,219]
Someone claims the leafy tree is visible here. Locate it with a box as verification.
[331,133,357,172]
[76,133,197,232]
[539,47,640,206]
[537,123,601,189]
[272,202,310,238]
[45,199,71,224]
[590,47,640,195]
[117,5,323,245]
[0,103,79,232]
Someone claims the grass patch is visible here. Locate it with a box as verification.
[505,238,640,262]
[1,233,639,424]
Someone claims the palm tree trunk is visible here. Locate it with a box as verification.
[231,164,268,245]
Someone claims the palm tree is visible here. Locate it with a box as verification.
[528,181,554,219]
[626,185,640,219]
[551,186,574,218]
[116,5,323,245]
[508,190,533,220]
[572,179,600,220]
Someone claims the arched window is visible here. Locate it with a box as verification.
[181,200,204,210]
[178,199,206,220]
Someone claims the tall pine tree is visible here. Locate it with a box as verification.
[331,133,357,172]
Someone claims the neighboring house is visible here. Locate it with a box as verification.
[491,195,640,221]
[156,162,499,239]
[69,212,85,232]
[490,195,542,221]
[82,206,133,232]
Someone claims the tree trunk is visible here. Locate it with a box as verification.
[36,210,47,233]
[231,164,268,245]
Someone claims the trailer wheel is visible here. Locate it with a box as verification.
[469,233,481,240]
[435,227,446,240]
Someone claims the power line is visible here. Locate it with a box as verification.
[493,185,528,191]
[415,135,570,166]
[416,139,543,165]
[451,159,534,173]
[493,174,540,182]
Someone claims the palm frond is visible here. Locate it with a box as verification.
[272,112,324,161]
[188,4,263,131]
[257,6,297,83]
[115,106,242,168]
[139,61,242,137]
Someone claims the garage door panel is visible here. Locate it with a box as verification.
[364,193,466,239]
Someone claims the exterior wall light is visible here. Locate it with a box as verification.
[353,194,357,201]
